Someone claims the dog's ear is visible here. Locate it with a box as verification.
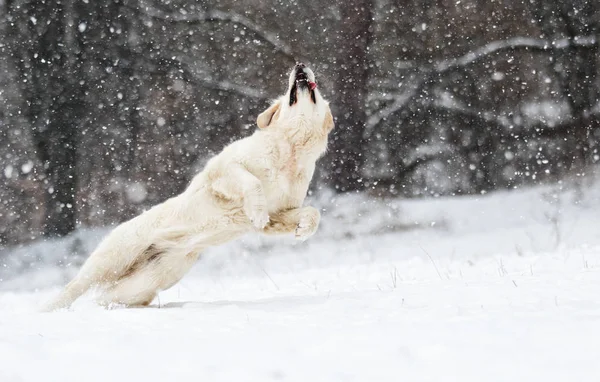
[323,109,334,133]
[257,100,281,129]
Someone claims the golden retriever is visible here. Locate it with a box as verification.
[43,64,334,311]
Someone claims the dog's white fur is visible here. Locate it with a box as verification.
[43,65,334,311]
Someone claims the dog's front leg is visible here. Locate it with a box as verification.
[212,165,269,229]
[263,206,320,241]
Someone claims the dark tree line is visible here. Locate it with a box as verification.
[0,0,599,246]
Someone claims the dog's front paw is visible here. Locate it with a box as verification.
[295,207,320,241]
[247,207,270,229]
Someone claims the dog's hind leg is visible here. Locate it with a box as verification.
[98,248,201,308]
[98,277,158,308]
[41,276,95,312]
[41,245,129,312]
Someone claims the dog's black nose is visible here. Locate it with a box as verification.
[296,63,306,69]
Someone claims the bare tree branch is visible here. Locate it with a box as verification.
[172,56,271,101]
[427,96,600,142]
[366,80,421,130]
[135,0,297,61]
[369,35,599,130]
[436,35,598,73]
[193,77,268,100]
[429,93,511,128]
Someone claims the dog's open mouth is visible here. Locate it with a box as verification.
[290,63,317,106]
[296,68,308,84]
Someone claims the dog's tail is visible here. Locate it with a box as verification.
[41,275,95,312]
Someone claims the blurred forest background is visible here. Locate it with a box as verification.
[0,0,599,246]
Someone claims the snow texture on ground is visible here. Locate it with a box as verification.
[1,180,600,381]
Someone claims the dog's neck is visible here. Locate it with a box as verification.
[272,116,327,162]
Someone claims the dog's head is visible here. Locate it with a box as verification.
[257,64,334,154]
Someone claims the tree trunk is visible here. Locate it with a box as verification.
[7,0,84,237]
[327,0,374,192]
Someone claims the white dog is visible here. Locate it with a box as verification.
[43,64,334,311]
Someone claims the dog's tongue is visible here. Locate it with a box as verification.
[309,81,317,90]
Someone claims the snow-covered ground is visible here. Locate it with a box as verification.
[1,180,600,381]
